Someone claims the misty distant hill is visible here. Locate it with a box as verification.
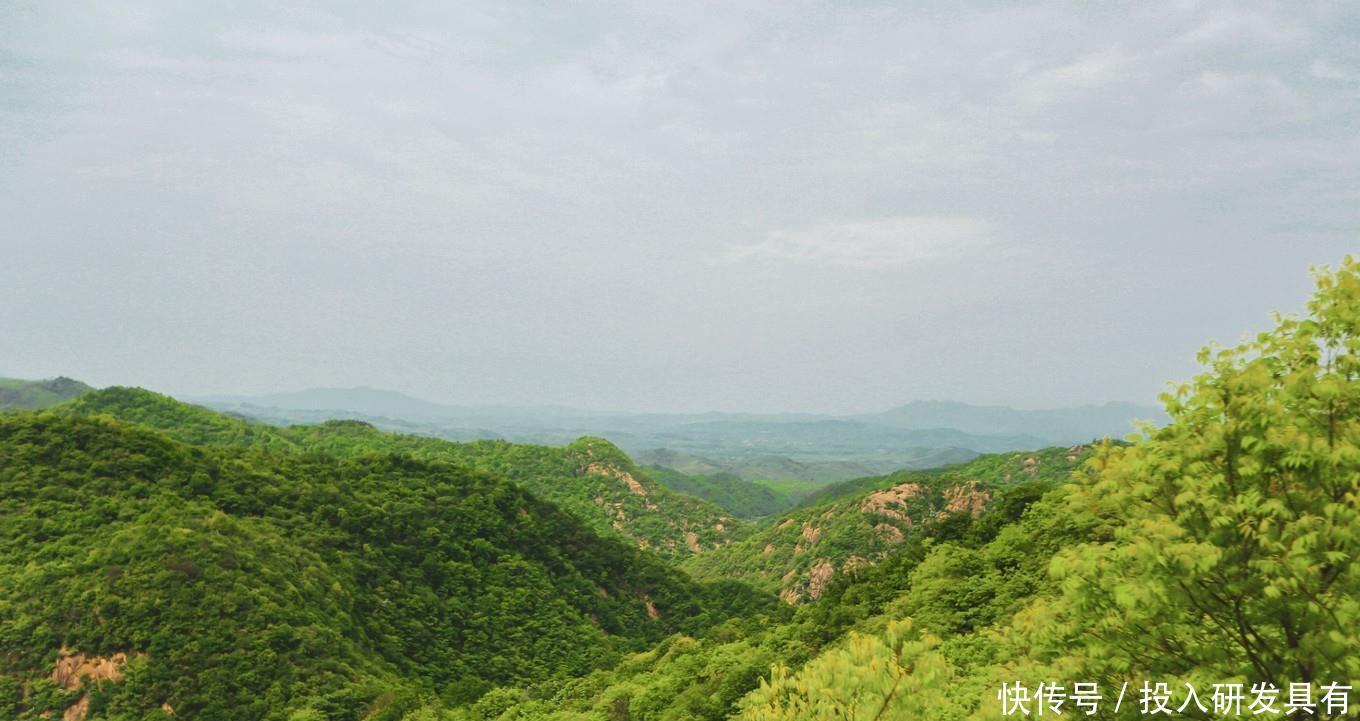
[197,386,469,420]
[193,386,1162,484]
[857,400,1165,443]
[0,376,92,410]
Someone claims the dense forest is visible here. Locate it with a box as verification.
[1,258,1358,720]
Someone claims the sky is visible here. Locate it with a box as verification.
[2,1,1357,414]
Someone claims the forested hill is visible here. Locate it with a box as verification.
[0,376,91,410]
[681,445,1092,600]
[56,387,747,558]
[0,413,770,720]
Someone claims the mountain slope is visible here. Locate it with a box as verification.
[0,413,765,721]
[0,376,92,410]
[57,387,747,558]
[644,466,789,518]
[633,447,978,484]
[283,420,748,557]
[681,446,1092,602]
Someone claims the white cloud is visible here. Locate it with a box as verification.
[1311,59,1347,80]
[1008,47,1135,107]
[723,217,995,269]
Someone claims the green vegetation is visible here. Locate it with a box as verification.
[55,390,747,559]
[645,466,790,519]
[4,261,1357,720]
[681,447,1091,600]
[747,478,824,505]
[0,414,768,720]
[0,376,91,410]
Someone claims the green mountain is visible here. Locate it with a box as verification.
[0,376,91,410]
[0,413,768,721]
[681,446,1092,601]
[58,387,747,559]
[633,447,978,485]
[644,466,789,519]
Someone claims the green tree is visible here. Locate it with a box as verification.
[739,620,957,721]
[1031,257,1360,714]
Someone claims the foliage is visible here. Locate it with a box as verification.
[8,260,1359,721]
[55,392,747,559]
[644,466,790,519]
[0,414,764,720]
[739,620,955,721]
[681,448,1091,600]
[1016,257,1360,706]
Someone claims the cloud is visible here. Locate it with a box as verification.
[722,217,995,269]
[1311,59,1347,80]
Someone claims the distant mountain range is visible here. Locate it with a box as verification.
[2,378,1163,484]
[856,399,1166,441]
[192,386,1165,480]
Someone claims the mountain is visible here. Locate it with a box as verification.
[633,447,978,484]
[0,412,771,720]
[0,376,92,410]
[199,389,1156,473]
[59,387,747,559]
[644,466,789,519]
[859,399,1165,443]
[196,386,469,421]
[681,445,1093,602]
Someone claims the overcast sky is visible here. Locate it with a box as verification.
[2,2,1357,413]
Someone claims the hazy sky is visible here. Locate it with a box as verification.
[2,2,1357,413]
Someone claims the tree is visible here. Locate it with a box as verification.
[1033,257,1360,715]
[739,620,957,721]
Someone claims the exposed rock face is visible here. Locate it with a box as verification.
[52,649,129,690]
[940,480,990,518]
[860,482,923,521]
[586,462,649,496]
[63,694,90,721]
[806,559,836,600]
[50,648,137,721]
[842,555,870,572]
[875,523,905,544]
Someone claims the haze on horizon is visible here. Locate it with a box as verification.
[2,2,1357,415]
